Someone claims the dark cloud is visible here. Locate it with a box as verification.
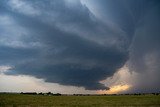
[127,3,160,92]
[90,0,160,92]
[1,0,160,91]
[0,0,129,90]
[7,11,128,90]
[0,46,39,65]
[89,0,159,39]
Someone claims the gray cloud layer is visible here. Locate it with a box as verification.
[0,0,160,91]
[128,3,160,92]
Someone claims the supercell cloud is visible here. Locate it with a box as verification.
[0,0,160,91]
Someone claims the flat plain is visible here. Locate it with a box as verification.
[0,94,160,107]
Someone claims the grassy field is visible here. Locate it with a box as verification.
[0,94,160,107]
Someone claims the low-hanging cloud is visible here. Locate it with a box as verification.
[0,0,160,91]
[0,0,129,90]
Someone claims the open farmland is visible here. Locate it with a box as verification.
[0,94,160,107]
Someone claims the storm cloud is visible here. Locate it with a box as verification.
[0,0,160,91]
[128,2,160,92]
[0,0,129,90]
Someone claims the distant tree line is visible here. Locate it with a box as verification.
[20,92,61,96]
[1,92,159,96]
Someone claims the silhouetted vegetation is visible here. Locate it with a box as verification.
[1,92,159,96]
[19,92,62,96]
[152,93,160,95]
[20,92,37,95]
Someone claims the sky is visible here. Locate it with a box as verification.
[0,0,160,94]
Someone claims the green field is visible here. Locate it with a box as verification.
[0,94,160,107]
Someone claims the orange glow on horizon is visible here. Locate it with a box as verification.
[97,84,131,94]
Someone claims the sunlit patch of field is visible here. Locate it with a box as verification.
[0,93,160,107]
